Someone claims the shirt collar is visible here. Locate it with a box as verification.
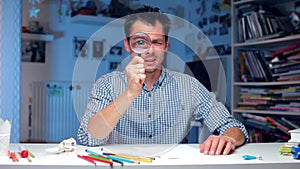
[142,67,168,91]
[157,67,167,87]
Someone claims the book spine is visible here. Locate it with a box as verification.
[272,44,298,57]
[266,116,290,134]
[281,117,300,129]
[255,50,274,82]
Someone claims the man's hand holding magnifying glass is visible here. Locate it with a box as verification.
[125,56,146,98]
[125,32,151,97]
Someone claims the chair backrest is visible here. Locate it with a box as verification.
[185,60,212,92]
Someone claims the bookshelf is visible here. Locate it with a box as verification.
[231,0,300,143]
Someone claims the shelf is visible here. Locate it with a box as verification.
[233,0,293,6]
[70,14,124,26]
[22,33,55,41]
[234,81,300,86]
[233,34,300,48]
[233,109,300,116]
[22,31,64,42]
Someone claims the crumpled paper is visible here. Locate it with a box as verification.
[0,118,11,157]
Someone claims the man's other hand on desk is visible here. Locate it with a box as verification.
[199,135,236,155]
[199,127,245,155]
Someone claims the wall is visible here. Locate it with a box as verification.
[20,0,231,142]
[0,0,22,143]
[21,1,101,141]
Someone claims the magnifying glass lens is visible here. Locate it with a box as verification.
[130,32,151,55]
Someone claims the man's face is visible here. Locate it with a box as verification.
[124,20,169,74]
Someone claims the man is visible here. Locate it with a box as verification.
[78,6,248,155]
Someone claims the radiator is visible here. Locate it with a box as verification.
[30,81,93,143]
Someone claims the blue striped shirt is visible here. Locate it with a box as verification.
[78,68,248,146]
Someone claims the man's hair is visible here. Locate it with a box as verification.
[124,5,171,41]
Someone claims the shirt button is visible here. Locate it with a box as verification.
[148,93,151,97]
[149,134,152,138]
[148,114,151,118]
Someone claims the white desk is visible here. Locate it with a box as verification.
[0,143,299,169]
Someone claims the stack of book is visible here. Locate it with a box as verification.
[238,86,300,112]
[242,113,299,142]
[239,49,274,82]
[270,44,300,81]
[236,3,290,43]
[238,44,300,82]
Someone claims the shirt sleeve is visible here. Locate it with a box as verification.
[77,77,112,146]
[192,80,249,143]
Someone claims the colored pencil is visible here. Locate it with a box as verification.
[84,155,113,166]
[77,154,96,166]
[28,150,35,158]
[106,155,140,164]
[88,154,113,162]
[103,152,153,163]
[86,149,124,166]
[9,152,19,162]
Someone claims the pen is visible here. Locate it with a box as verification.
[242,155,262,160]
[77,154,96,166]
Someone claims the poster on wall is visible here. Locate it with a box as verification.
[73,36,88,58]
[189,0,231,57]
[21,40,46,63]
[93,40,104,58]
[109,46,123,56]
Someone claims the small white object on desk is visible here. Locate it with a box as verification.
[45,137,77,154]
[289,128,300,143]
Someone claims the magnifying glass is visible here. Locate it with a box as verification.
[129,32,151,57]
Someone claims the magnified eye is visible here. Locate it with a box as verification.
[131,37,150,49]
[136,40,146,47]
[129,32,151,54]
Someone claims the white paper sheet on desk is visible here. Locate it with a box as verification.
[102,144,179,157]
[102,144,231,164]
[157,144,233,165]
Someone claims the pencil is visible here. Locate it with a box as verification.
[115,154,153,163]
[27,155,32,162]
[88,154,113,162]
[84,155,113,166]
[85,149,124,166]
[85,149,105,157]
[28,150,35,158]
[106,155,140,164]
[9,152,19,162]
[77,154,96,166]
[103,152,153,163]
[77,154,97,166]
